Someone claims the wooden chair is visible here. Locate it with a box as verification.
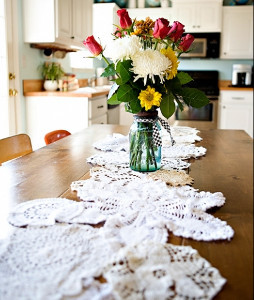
[44,130,71,145]
[0,134,33,165]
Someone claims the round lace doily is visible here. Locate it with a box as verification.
[8,198,85,226]
[103,241,226,300]
[0,224,113,300]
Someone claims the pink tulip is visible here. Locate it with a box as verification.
[83,36,103,56]
[153,18,170,39]
[117,9,132,29]
[178,34,195,52]
[168,21,185,42]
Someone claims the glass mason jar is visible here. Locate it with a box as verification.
[129,111,161,172]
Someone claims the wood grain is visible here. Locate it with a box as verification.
[0,125,252,299]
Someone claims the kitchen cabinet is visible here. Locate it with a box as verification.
[218,90,253,138]
[25,95,107,149]
[127,8,173,21]
[23,0,93,49]
[171,0,223,32]
[220,6,253,59]
[93,3,120,49]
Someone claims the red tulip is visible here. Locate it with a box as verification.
[178,34,195,52]
[117,9,132,29]
[83,36,103,56]
[153,18,170,39]
[168,21,185,42]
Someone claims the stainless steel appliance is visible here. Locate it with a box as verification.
[180,33,220,58]
[174,70,219,130]
[232,64,252,87]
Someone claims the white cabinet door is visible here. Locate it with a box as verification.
[218,91,253,138]
[219,104,251,129]
[56,0,72,42]
[23,0,92,48]
[171,0,222,32]
[72,0,93,45]
[220,6,253,59]
[171,3,195,32]
[23,0,56,43]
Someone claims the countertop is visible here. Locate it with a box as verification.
[24,86,111,98]
[219,80,253,91]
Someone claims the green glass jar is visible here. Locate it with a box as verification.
[129,111,161,172]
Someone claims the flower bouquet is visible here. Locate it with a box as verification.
[83,9,209,172]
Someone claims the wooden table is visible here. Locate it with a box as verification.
[0,125,253,300]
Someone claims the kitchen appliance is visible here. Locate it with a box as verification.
[232,64,252,87]
[174,70,219,129]
[180,33,220,58]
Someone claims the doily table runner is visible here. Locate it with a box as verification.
[71,126,234,242]
[0,225,226,300]
[3,125,233,299]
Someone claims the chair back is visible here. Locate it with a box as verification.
[0,134,33,165]
[44,130,71,145]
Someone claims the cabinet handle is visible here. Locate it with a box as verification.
[97,105,104,109]
[232,97,245,100]
[223,106,226,109]
[197,25,200,28]
[193,25,196,28]
[71,36,75,39]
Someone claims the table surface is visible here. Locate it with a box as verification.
[0,125,253,300]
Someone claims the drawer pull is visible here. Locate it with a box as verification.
[232,97,245,100]
[97,105,104,109]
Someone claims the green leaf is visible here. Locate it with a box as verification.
[117,84,136,103]
[179,88,210,108]
[116,60,132,84]
[175,97,184,111]
[177,72,193,85]
[160,93,176,119]
[101,63,116,77]
[128,98,142,114]
[165,76,182,93]
[107,93,121,105]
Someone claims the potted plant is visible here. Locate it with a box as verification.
[39,62,65,91]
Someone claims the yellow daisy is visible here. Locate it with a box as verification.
[138,86,162,111]
[160,47,179,80]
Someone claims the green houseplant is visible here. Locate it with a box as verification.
[39,62,65,91]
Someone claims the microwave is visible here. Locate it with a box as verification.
[180,33,220,58]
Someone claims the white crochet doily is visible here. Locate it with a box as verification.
[0,225,226,300]
[103,241,226,300]
[92,126,203,153]
[71,178,234,241]
[87,152,191,171]
[7,198,86,226]
[0,224,114,300]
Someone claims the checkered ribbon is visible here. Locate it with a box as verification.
[135,117,175,147]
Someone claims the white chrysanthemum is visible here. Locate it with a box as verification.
[131,49,172,85]
[105,35,142,62]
